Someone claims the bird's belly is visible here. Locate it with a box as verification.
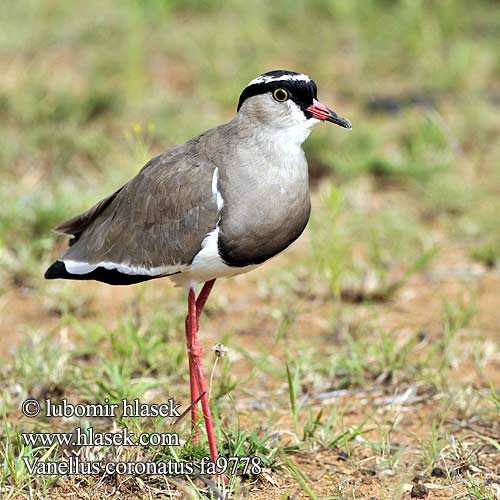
[217,190,311,268]
[170,189,310,286]
[170,227,259,287]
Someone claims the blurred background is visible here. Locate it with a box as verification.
[1,0,500,290]
[1,1,499,498]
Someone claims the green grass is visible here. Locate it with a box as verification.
[310,182,439,303]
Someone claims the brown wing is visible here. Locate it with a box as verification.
[57,145,219,273]
[54,188,123,246]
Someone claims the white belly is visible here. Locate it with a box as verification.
[169,227,259,287]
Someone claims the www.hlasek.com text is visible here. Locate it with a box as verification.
[22,426,179,448]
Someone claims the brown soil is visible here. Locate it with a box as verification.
[2,206,499,499]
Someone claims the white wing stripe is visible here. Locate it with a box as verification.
[63,259,187,276]
[211,167,224,210]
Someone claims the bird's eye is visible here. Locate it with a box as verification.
[273,88,289,102]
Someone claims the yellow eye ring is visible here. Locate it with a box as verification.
[273,88,289,102]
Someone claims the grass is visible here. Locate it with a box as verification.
[311,183,439,303]
[1,0,500,498]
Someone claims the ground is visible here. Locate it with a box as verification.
[1,1,499,499]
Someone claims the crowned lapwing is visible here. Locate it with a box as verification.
[45,70,351,462]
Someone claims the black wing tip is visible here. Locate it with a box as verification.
[45,260,67,280]
[44,260,158,286]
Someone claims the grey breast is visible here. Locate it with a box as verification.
[58,134,220,272]
[214,124,312,267]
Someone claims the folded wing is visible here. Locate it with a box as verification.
[45,146,219,285]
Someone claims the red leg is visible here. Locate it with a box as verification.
[196,279,216,323]
[185,314,200,442]
[184,279,216,440]
[188,286,219,462]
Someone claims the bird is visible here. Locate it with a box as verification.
[45,69,351,463]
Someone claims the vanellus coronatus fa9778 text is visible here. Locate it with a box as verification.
[45,70,351,463]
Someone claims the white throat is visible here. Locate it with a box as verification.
[285,117,320,145]
[236,95,320,147]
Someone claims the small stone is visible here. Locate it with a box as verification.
[410,483,429,498]
[379,468,394,476]
[309,469,324,481]
[431,467,445,478]
[417,330,428,341]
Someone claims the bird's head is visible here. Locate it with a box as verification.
[237,70,351,143]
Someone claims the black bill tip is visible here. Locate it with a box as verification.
[326,110,352,129]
